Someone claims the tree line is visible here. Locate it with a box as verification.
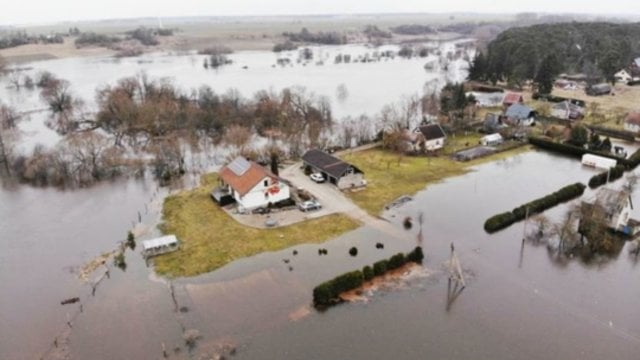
[468,22,640,88]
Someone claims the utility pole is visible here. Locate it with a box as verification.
[522,207,529,241]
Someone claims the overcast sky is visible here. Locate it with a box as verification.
[2,0,639,26]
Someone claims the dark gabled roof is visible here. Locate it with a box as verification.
[302,149,362,178]
[418,124,446,141]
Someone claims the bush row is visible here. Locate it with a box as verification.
[625,148,640,170]
[484,183,586,233]
[528,137,620,162]
[588,164,626,189]
[313,247,424,307]
[588,125,637,142]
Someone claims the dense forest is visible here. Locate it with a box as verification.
[469,22,640,87]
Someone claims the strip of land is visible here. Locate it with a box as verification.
[341,145,530,215]
[155,173,361,277]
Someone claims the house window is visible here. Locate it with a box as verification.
[264,180,268,187]
[265,192,269,199]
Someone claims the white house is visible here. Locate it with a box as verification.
[213,157,291,210]
[418,123,447,151]
[582,188,633,233]
[624,112,640,133]
[615,69,633,83]
[481,133,503,146]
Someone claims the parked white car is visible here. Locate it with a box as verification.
[310,173,325,183]
[299,200,322,212]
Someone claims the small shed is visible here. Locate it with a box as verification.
[586,83,612,96]
[481,133,504,146]
[142,235,179,259]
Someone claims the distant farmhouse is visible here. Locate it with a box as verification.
[212,157,291,210]
[504,103,536,126]
[302,149,366,190]
[418,124,447,151]
[403,123,447,153]
[551,100,584,121]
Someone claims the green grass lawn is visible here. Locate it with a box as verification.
[342,146,530,215]
[155,174,361,277]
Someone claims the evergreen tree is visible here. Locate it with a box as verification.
[535,55,558,95]
[467,51,486,81]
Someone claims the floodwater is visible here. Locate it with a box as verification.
[2,43,640,359]
[0,41,470,152]
[19,149,638,360]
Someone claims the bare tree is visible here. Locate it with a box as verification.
[224,125,252,153]
[0,55,6,74]
[552,207,578,254]
[0,104,19,176]
[336,83,349,103]
[9,72,21,90]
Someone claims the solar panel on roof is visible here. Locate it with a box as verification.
[228,157,251,176]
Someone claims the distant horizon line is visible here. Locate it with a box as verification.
[2,11,637,28]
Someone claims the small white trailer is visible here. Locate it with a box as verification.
[581,154,617,169]
[142,235,179,259]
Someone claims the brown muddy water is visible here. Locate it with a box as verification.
[4,149,638,359]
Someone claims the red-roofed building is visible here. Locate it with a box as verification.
[502,92,524,109]
[212,157,290,210]
[624,112,640,133]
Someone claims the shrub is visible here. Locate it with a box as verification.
[126,231,135,250]
[313,247,426,308]
[484,183,586,233]
[407,246,424,263]
[387,253,406,270]
[484,212,517,232]
[588,164,625,189]
[349,247,358,257]
[362,265,374,281]
[313,282,333,306]
[373,259,388,276]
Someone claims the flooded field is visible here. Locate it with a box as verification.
[8,149,634,359]
[2,43,640,359]
[0,41,469,153]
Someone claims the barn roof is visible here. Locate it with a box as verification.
[302,149,362,178]
[418,123,446,141]
[625,112,640,126]
[503,92,523,105]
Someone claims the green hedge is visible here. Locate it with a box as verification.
[484,212,517,232]
[588,125,637,142]
[626,148,640,169]
[313,246,424,307]
[588,164,625,189]
[484,183,586,233]
[529,137,622,163]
